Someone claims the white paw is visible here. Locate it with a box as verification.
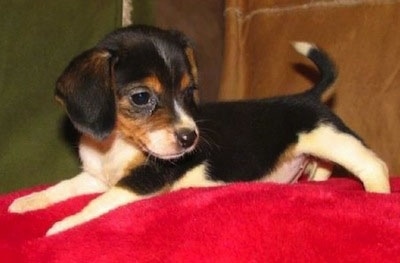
[363,176,391,194]
[46,221,68,236]
[362,160,390,194]
[364,179,391,194]
[8,192,51,213]
[46,214,88,236]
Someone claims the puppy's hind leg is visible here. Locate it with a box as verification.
[295,124,390,193]
[8,172,109,213]
[305,158,334,182]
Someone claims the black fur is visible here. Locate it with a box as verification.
[8,25,388,237]
[304,47,337,98]
[56,25,365,196]
[110,27,357,194]
[56,25,193,140]
[55,48,117,139]
[118,94,359,194]
[196,95,359,182]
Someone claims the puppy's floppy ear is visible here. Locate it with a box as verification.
[55,48,118,140]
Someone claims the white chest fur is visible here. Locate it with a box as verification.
[79,133,143,186]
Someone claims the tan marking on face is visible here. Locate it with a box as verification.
[116,73,198,158]
[180,73,191,91]
[141,75,163,94]
[180,73,200,104]
[185,47,198,83]
[116,106,181,157]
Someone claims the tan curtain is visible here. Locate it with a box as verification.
[220,0,400,173]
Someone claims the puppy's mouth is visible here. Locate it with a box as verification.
[142,128,199,160]
[146,146,195,160]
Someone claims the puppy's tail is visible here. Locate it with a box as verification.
[292,42,337,101]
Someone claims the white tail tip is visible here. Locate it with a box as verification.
[292,41,317,56]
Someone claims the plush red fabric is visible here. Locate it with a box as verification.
[1,177,400,262]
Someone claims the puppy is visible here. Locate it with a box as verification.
[9,25,390,236]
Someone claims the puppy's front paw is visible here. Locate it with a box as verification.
[46,214,86,236]
[8,192,51,213]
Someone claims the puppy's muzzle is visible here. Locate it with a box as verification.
[175,128,198,149]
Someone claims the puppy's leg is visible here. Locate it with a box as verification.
[46,186,144,236]
[8,172,109,213]
[312,163,334,181]
[46,162,220,236]
[296,124,390,193]
[305,159,333,181]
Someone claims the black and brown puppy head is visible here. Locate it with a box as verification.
[55,25,200,159]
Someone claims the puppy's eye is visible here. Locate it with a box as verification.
[185,85,197,97]
[129,87,157,108]
[124,86,158,116]
[131,91,151,106]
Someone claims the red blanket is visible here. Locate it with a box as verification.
[1,177,400,262]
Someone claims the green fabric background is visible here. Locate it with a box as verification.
[0,1,122,193]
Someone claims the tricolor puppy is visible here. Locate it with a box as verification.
[9,25,390,236]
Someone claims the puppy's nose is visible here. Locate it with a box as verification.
[175,128,198,149]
